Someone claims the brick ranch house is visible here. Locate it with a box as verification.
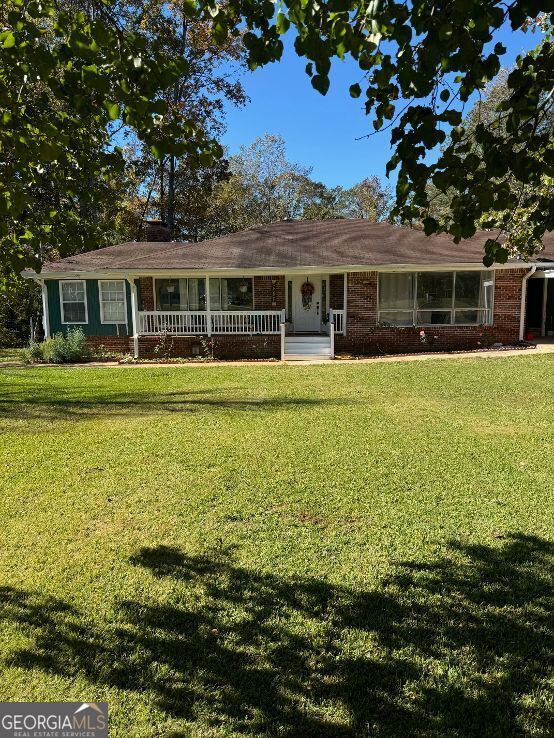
[25,219,554,360]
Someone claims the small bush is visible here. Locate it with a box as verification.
[153,330,174,359]
[93,344,124,361]
[24,328,92,364]
[23,341,44,363]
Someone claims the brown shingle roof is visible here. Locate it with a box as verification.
[38,220,554,274]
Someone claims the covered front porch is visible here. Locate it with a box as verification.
[131,273,346,358]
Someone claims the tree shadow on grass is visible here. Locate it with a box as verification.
[0,533,551,736]
[0,385,346,422]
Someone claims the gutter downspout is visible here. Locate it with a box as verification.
[37,279,50,340]
[519,265,537,341]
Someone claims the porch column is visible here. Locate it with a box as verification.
[343,273,348,334]
[128,276,139,358]
[38,280,50,339]
[205,274,212,336]
[541,277,548,337]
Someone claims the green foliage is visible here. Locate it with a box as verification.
[426,68,554,262]
[25,328,91,363]
[116,1,248,238]
[0,275,41,346]
[3,0,551,271]
[22,341,44,364]
[153,331,175,359]
[123,132,392,242]
[192,1,553,261]
[0,0,220,275]
[175,134,393,240]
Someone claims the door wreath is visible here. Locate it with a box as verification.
[301,280,315,310]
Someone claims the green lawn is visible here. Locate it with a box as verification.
[0,347,26,363]
[0,357,552,737]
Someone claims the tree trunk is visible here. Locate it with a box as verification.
[167,153,176,233]
[166,8,188,236]
[159,158,166,222]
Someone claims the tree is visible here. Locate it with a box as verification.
[198,134,394,232]
[299,183,350,220]
[427,63,554,258]
[341,177,393,222]
[180,134,393,236]
[118,0,247,237]
[0,276,41,347]
[192,0,553,263]
[0,0,220,276]
[228,133,313,223]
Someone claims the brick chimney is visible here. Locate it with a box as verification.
[143,219,171,242]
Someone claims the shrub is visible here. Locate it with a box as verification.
[153,330,174,359]
[23,341,44,363]
[24,328,92,364]
[93,344,124,361]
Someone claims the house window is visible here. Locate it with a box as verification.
[155,279,206,311]
[209,278,253,310]
[60,280,88,324]
[378,271,493,326]
[378,272,415,326]
[99,280,127,324]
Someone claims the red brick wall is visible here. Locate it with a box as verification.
[335,269,525,354]
[137,335,280,360]
[329,274,344,310]
[343,271,377,341]
[139,277,155,310]
[85,336,132,354]
[493,268,524,338]
[254,276,285,310]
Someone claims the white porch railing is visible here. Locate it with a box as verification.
[211,311,281,334]
[333,309,345,334]
[139,311,207,335]
[138,310,282,336]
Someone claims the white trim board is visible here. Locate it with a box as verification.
[25,262,548,281]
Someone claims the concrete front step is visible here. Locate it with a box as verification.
[283,354,333,361]
[284,343,331,352]
[283,334,333,360]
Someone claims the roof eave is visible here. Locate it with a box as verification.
[25,261,542,280]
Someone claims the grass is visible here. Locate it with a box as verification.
[0,356,552,737]
[0,347,26,363]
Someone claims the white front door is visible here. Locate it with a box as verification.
[289,275,327,332]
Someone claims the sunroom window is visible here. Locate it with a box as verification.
[378,272,414,326]
[60,280,87,324]
[155,279,206,311]
[378,271,493,326]
[209,278,253,310]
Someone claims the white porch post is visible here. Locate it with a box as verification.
[541,277,548,337]
[205,274,212,336]
[129,276,139,358]
[343,272,348,334]
[38,280,50,339]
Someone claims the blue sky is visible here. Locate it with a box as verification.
[221,23,543,189]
